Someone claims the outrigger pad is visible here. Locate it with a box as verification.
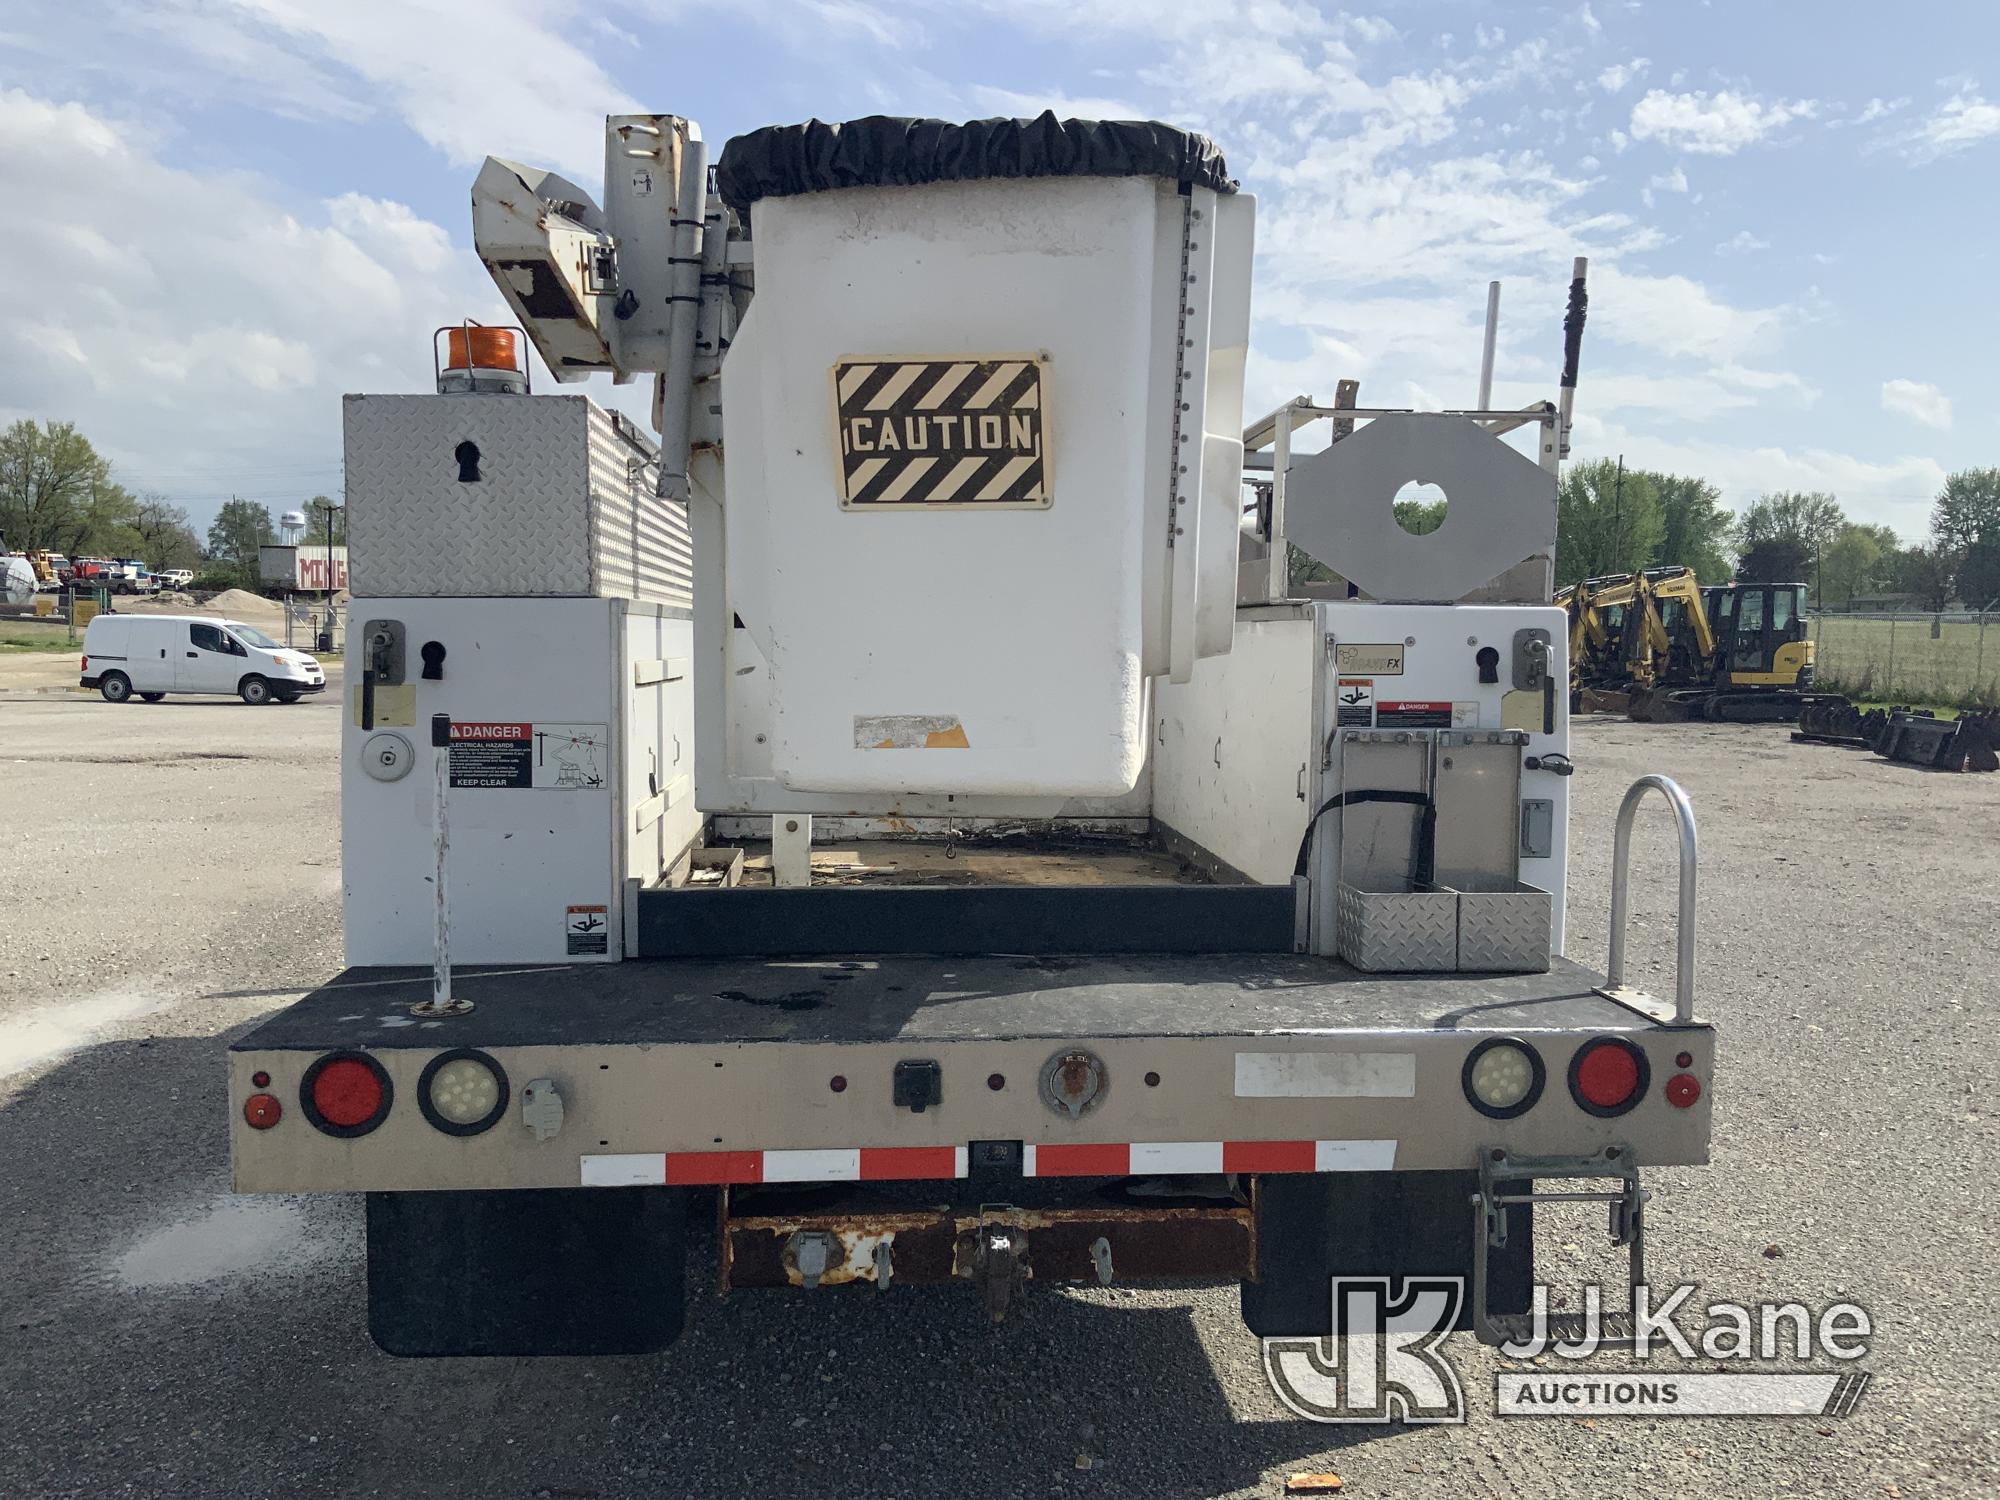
[367,1187,686,1357]
[1240,1170,1534,1337]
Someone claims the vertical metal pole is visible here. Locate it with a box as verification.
[1887,614,1897,698]
[1476,280,1500,410]
[415,715,472,1016]
[1267,407,1292,603]
[433,714,451,1010]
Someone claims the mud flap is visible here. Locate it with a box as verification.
[367,1187,687,1356]
[1240,1171,1533,1337]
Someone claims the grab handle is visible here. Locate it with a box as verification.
[1605,775,1698,1022]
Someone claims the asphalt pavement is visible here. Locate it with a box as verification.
[1,684,1994,1498]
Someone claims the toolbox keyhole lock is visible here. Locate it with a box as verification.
[1475,645,1500,684]
[454,440,482,483]
[420,641,446,681]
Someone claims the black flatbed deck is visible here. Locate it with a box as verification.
[235,954,1665,1053]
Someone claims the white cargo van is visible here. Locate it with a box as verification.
[80,614,326,704]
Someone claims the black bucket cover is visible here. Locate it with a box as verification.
[716,111,1236,215]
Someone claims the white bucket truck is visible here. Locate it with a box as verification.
[230,112,1710,1357]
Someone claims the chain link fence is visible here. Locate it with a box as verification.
[1810,612,2000,708]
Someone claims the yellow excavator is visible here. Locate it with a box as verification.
[1563,568,1837,722]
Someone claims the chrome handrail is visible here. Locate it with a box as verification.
[1605,775,1698,1022]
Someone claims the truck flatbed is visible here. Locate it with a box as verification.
[235,953,1663,1053]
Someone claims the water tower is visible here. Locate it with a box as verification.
[279,509,308,545]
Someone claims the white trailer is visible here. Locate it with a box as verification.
[230,112,1711,1358]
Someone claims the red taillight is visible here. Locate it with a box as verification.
[1664,1073,1702,1109]
[243,1093,282,1129]
[1568,1038,1649,1117]
[79,655,87,671]
[301,1052,392,1137]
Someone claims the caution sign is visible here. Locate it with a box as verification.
[565,905,609,956]
[1336,678,1374,728]
[833,355,1049,509]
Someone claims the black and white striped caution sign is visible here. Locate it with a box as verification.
[833,356,1048,509]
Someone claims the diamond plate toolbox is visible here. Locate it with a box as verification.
[1336,881,1458,972]
[344,395,691,604]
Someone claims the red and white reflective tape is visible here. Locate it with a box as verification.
[582,1145,968,1188]
[1025,1139,1396,1176]
[580,1138,1396,1187]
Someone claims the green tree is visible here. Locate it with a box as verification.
[306,494,345,546]
[119,493,202,570]
[1817,526,1887,606]
[1556,459,1664,587]
[1958,538,2000,610]
[1392,495,1447,536]
[0,419,124,552]
[205,497,275,581]
[1739,536,1810,583]
[1738,490,1848,601]
[1931,468,2000,551]
[1647,472,1737,582]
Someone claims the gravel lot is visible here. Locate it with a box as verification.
[1,683,1994,1499]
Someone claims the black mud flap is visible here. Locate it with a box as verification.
[367,1187,687,1357]
[1240,1171,1533,1337]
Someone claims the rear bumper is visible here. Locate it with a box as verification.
[230,957,1714,1195]
[78,675,98,689]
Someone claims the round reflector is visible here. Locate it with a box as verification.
[417,1048,509,1136]
[243,1092,282,1130]
[1461,1037,1545,1119]
[1568,1038,1649,1117]
[1664,1072,1702,1109]
[300,1052,392,1137]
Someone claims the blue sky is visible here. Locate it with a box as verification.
[2,0,1996,543]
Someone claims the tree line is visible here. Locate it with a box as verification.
[1557,459,2000,611]
[0,419,337,587]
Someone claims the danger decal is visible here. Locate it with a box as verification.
[834,356,1048,508]
[449,722,608,790]
[1375,700,1454,729]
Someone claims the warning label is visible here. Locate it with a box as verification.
[834,356,1048,509]
[449,722,609,790]
[448,722,531,788]
[1336,677,1374,728]
[565,905,609,956]
[1376,700,1453,729]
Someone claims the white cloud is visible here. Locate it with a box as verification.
[1880,378,1953,430]
[0,87,540,526]
[166,0,639,178]
[1716,229,1769,254]
[1629,88,1818,155]
[1590,264,1791,363]
[1641,164,1687,206]
[1853,96,1908,124]
[1903,88,2000,162]
[1573,414,1948,535]
[1597,58,1649,93]
[1578,3,1601,34]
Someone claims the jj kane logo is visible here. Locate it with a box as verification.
[1264,1279,1874,1424]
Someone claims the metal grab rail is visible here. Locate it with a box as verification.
[1605,775,1698,1022]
